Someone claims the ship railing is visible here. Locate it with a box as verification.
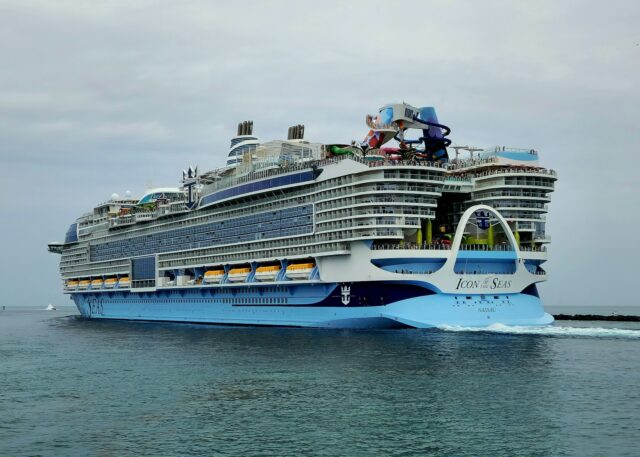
[515,222,535,230]
[473,190,552,198]
[518,245,547,252]
[131,279,156,289]
[371,243,546,252]
[454,269,517,275]
[458,244,514,251]
[201,154,448,195]
[470,167,557,178]
[485,146,539,155]
[490,201,548,210]
[443,176,473,183]
[372,243,452,251]
[447,157,500,170]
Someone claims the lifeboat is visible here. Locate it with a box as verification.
[254,265,281,281]
[118,276,130,288]
[285,262,315,280]
[203,269,225,284]
[78,279,91,290]
[67,279,79,290]
[104,278,118,288]
[227,267,251,282]
[91,279,104,289]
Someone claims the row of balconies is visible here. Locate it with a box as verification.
[474,179,555,191]
[316,218,416,235]
[472,190,552,201]
[316,208,434,224]
[86,166,443,246]
[469,167,557,180]
[159,241,351,270]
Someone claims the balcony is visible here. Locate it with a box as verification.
[534,234,552,243]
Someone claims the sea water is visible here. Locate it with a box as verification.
[1,306,639,457]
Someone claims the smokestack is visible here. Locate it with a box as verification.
[287,124,305,140]
[236,120,254,136]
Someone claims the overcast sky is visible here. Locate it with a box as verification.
[1,0,638,308]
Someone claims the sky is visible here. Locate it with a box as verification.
[1,0,638,308]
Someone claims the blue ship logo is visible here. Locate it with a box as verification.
[474,210,490,230]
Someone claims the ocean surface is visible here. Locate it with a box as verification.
[1,306,640,457]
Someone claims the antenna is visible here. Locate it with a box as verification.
[464,146,484,161]
[450,145,467,162]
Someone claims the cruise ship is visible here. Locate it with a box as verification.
[48,103,556,328]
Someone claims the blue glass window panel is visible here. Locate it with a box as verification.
[200,171,315,207]
[90,204,313,262]
[65,223,78,243]
[132,256,155,280]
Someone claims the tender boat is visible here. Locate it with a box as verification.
[254,265,281,281]
[227,267,251,282]
[285,263,315,280]
[203,269,225,284]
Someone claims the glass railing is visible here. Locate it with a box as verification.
[371,243,546,252]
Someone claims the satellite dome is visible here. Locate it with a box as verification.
[125,190,132,198]
[111,193,120,200]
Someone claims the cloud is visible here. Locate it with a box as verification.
[0,0,639,307]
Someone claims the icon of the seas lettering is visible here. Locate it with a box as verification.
[455,277,512,290]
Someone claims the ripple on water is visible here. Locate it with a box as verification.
[1,309,639,457]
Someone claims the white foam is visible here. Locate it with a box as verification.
[438,322,640,339]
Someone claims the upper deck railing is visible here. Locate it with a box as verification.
[371,243,546,252]
[471,167,557,179]
[201,154,448,195]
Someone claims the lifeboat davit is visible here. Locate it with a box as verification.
[254,265,281,281]
[67,280,79,290]
[78,279,90,290]
[91,279,103,289]
[117,276,130,288]
[203,269,225,284]
[227,267,251,282]
[104,278,118,288]
[285,262,315,280]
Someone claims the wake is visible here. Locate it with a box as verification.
[438,323,640,339]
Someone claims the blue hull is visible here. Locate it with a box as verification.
[72,282,553,328]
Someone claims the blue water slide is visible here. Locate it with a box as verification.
[415,107,450,161]
[393,107,451,161]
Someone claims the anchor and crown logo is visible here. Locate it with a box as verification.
[341,284,351,305]
[474,210,490,230]
[182,165,199,209]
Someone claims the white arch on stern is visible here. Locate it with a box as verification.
[442,204,521,271]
